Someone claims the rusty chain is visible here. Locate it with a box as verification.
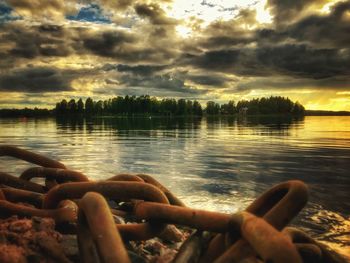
[0,145,347,263]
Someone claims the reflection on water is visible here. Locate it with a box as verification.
[0,115,349,259]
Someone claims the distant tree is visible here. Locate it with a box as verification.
[227,100,236,114]
[160,98,177,116]
[150,96,159,114]
[292,101,305,115]
[55,102,61,114]
[220,100,235,115]
[85,97,94,115]
[77,98,84,113]
[193,100,203,116]
[206,101,220,115]
[177,99,187,115]
[123,95,131,114]
[139,95,151,113]
[52,95,304,117]
[95,100,103,115]
[102,99,110,114]
[186,100,193,115]
[68,99,77,114]
[111,96,123,114]
[58,99,68,114]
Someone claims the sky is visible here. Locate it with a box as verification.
[0,0,349,110]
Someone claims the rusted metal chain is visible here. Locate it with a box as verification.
[0,145,66,169]
[43,181,170,240]
[137,173,186,207]
[228,211,302,263]
[134,201,232,233]
[20,167,89,190]
[43,181,169,209]
[204,180,309,263]
[0,171,46,193]
[108,173,186,206]
[245,180,309,230]
[0,196,77,223]
[198,233,227,263]
[77,192,131,263]
[172,230,213,263]
[0,187,44,207]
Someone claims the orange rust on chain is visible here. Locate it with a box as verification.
[245,180,309,230]
[208,180,309,263]
[1,187,44,207]
[108,173,186,206]
[0,145,66,169]
[0,171,46,193]
[43,181,169,209]
[77,192,131,263]
[199,234,226,263]
[43,181,170,240]
[20,167,89,190]
[283,227,323,262]
[0,197,77,223]
[229,212,302,263]
[134,201,231,232]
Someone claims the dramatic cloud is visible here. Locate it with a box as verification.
[266,0,329,25]
[4,0,78,20]
[105,64,168,76]
[0,0,349,110]
[134,3,177,25]
[0,66,76,92]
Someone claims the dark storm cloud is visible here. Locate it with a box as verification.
[133,2,179,45]
[111,64,167,76]
[254,1,350,49]
[256,44,350,79]
[1,22,71,58]
[179,1,350,85]
[134,3,177,25]
[3,0,78,19]
[80,28,176,63]
[82,30,135,56]
[0,19,177,67]
[181,44,350,79]
[197,9,257,49]
[266,0,328,25]
[182,50,240,71]
[0,67,75,92]
[287,1,350,48]
[117,73,205,95]
[187,74,230,86]
[235,76,350,92]
[200,35,254,49]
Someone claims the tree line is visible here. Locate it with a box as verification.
[54,95,305,116]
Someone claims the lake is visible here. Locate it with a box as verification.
[0,115,349,259]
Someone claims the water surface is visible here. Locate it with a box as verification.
[0,116,349,259]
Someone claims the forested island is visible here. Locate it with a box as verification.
[1,95,306,118]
